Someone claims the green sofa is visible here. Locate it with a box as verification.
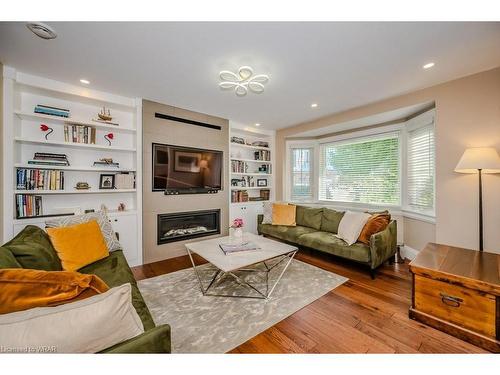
[258,206,397,278]
[0,225,171,353]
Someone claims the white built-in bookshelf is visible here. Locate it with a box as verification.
[2,67,143,266]
[229,123,275,234]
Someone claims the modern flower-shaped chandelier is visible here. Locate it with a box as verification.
[219,66,269,97]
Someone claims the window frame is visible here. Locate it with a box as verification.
[285,140,318,202]
[402,109,436,218]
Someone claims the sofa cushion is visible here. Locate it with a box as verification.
[78,250,155,331]
[0,247,22,269]
[2,225,62,271]
[0,268,109,314]
[295,206,323,230]
[272,203,296,226]
[320,208,345,234]
[297,231,371,263]
[358,213,390,245]
[46,220,109,271]
[258,224,317,243]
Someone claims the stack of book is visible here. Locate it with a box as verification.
[115,173,135,189]
[231,190,249,203]
[219,241,260,255]
[28,153,69,167]
[64,124,96,144]
[34,105,70,118]
[16,194,43,218]
[254,150,271,161]
[16,169,64,190]
[231,160,248,173]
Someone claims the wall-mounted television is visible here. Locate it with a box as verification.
[152,143,223,192]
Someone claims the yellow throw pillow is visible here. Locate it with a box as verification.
[0,268,109,314]
[272,203,297,226]
[46,220,109,271]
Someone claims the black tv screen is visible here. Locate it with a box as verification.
[152,143,223,191]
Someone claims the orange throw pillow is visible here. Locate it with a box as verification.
[358,214,390,245]
[0,268,109,314]
[46,220,109,271]
[272,203,297,226]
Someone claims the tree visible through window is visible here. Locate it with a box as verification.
[319,134,400,205]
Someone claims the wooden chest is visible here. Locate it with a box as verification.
[409,243,500,352]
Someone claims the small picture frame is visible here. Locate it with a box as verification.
[257,179,268,187]
[99,174,115,189]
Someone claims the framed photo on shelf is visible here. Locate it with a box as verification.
[257,179,268,187]
[99,174,115,189]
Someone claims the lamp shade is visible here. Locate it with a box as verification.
[455,147,500,174]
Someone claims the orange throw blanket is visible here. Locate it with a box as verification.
[0,268,109,314]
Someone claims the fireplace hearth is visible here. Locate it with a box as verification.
[157,209,220,244]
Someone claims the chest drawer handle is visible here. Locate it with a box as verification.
[440,293,463,308]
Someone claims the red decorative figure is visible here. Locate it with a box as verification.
[104,133,114,146]
[40,124,53,140]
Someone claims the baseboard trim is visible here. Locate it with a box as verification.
[401,245,419,261]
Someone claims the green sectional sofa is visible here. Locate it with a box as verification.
[258,206,397,278]
[0,225,171,353]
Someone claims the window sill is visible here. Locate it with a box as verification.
[401,210,436,224]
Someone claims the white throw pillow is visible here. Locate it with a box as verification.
[0,283,144,353]
[336,211,371,246]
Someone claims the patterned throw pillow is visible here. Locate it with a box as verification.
[45,211,121,252]
[262,201,274,224]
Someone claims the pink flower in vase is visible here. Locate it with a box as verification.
[40,124,53,140]
[230,218,244,229]
[104,133,114,146]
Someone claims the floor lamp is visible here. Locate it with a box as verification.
[455,147,500,251]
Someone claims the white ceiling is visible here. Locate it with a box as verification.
[0,22,499,130]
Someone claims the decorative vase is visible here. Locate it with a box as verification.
[232,227,244,240]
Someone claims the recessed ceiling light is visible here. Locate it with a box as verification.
[423,62,435,69]
[311,103,318,108]
[255,123,261,127]
[26,22,57,40]
[79,79,90,85]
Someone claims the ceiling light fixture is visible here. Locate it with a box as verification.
[423,62,435,69]
[311,103,318,108]
[219,66,269,97]
[26,22,57,40]
[80,79,90,85]
[255,123,261,127]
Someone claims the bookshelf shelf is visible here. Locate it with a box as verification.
[14,110,136,133]
[231,172,272,176]
[230,158,272,164]
[14,163,136,172]
[3,67,143,266]
[230,142,271,151]
[14,137,136,152]
[230,186,272,191]
[15,189,137,195]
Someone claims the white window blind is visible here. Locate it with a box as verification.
[406,123,435,214]
[319,133,400,205]
[290,147,313,201]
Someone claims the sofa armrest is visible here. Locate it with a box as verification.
[368,220,397,269]
[257,214,264,225]
[100,324,171,353]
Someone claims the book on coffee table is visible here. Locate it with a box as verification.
[219,241,260,255]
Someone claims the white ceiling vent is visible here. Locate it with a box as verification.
[26,22,57,40]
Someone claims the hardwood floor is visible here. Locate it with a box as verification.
[132,249,488,353]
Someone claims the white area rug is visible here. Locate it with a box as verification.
[137,259,347,353]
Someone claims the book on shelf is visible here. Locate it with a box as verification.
[29,152,69,166]
[64,124,96,144]
[34,105,70,118]
[219,241,260,255]
[231,190,249,203]
[16,169,65,190]
[16,194,43,218]
[254,150,271,161]
[231,160,248,173]
[28,159,68,166]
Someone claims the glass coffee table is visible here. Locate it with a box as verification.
[185,233,298,300]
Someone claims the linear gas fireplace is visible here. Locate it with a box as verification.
[157,209,221,244]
